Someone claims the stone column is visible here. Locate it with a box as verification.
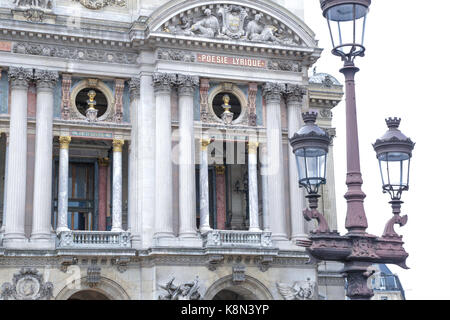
[285,84,308,241]
[98,157,109,231]
[248,141,260,232]
[111,139,124,232]
[215,165,226,230]
[3,67,32,247]
[30,70,58,246]
[128,78,140,244]
[56,136,71,233]
[200,138,212,233]
[138,72,154,248]
[177,75,199,238]
[260,143,270,232]
[263,83,288,241]
[1,133,9,234]
[153,73,176,239]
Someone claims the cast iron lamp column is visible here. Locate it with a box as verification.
[290,0,416,300]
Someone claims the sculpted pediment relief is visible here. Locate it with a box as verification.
[159,4,302,47]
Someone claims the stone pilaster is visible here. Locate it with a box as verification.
[114,79,125,123]
[262,82,288,241]
[61,73,71,120]
[3,67,33,247]
[128,78,140,244]
[285,84,308,241]
[153,73,177,239]
[1,133,9,234]
[30,70,59,247]
[98,157,109,231]
[177,75,199,238]
[248,83,258,126]
[57,136,71,233]
[259,143,270,232]
[200,138,212,233]
[111,139,124,232]
[248,140,260,232]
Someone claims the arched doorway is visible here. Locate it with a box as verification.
[68,290,110,300]
[204,275,273,300]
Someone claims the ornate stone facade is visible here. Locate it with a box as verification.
[0,0,345,301]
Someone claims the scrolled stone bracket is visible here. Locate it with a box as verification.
[207,255,224,271]
[59,257,78,273]
[111,256,131,273]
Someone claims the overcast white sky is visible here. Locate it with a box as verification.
[303,0,450,300]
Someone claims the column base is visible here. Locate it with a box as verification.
[2,233,28,249]
[153,236,203,248]
[27,237,56,250]
[200,226,212,234]
[56,227,71,234]
[249,227,262,232]
[111,227,124,233]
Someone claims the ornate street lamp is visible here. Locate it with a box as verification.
[291,0,416,300]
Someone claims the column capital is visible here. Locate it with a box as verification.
[112,139,124,152]
[8,67,33,89]
[215,165,226,175]
[35,70,59,90]
[98,157,110,167]
[285,84,307,105]
[128,77,141,101]
[248,141,259,154]
[177,74,199,96]
[200,138,213,151]
[262,82,284,104]
[59,136,71,149]
[152,72,176,95]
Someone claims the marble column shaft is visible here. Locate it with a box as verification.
[111,139,124,232]
[178,75,199,238]
[200,139,212,233]
[98,158,109,231]
[248,141,260,232]
[57,136,71,233]
[153,73,176,238]
[260,143,270,232]
[3,67,32,245]
[263,83,288,241]
[31,70,58,243]
[286,85,308,240]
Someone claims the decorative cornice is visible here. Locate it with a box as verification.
[8,67,33,89]
[35,70,59,90]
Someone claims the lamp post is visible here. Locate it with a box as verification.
[290,0,416,300]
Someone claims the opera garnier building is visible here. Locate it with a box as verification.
[0,0,344,300]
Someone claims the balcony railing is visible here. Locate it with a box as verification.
[57,230,131,249]
[203,230,273,248]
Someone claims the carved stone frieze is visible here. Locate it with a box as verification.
[157,49,195,63]
[73,0,126,10]
[269,60,302,73]
[0,268,53,300]
[276,278,316,300]
[13,42,138,65]
[248,83,258,126]
[161,4,301,47]
[61,74,72,120]
[158,276,202,300]
[111,256,130,273]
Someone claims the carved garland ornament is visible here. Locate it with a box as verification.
[161,4,301,46]
[73,0,126,10]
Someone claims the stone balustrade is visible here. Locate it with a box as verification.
[203,230,273,248]
[57,231,131,249]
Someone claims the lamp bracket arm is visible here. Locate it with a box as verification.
[303,208,331,234]
[382,214,408,239]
